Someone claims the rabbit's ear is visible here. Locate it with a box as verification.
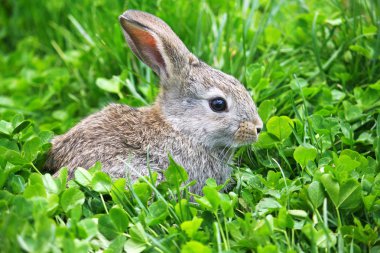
[119,10,195,79]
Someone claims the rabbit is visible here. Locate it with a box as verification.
[44,10,263,194]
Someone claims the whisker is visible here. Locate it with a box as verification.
[221,147,234,162]
[246,147,254,166]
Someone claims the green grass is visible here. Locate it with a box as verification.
[1,0,380,252]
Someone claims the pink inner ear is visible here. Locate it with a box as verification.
[125,24,166,75]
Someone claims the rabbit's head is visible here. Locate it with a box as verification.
[119,10,262,150]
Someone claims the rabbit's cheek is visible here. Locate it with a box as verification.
[233,121,259,145]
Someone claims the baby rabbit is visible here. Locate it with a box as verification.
[45,10,263,194]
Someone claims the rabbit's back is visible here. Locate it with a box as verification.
[45,104,169,178]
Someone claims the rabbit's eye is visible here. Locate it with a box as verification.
[209,97,227,112]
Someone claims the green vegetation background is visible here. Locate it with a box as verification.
[1,0,380,252]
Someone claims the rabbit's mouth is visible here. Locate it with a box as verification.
[233,121,261,146]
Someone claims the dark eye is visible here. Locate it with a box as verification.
[209,97,227,112]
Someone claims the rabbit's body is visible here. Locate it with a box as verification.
[46,103,232,192]
[46,10,262,194]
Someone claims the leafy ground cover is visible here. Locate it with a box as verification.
[1,0,380,252]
